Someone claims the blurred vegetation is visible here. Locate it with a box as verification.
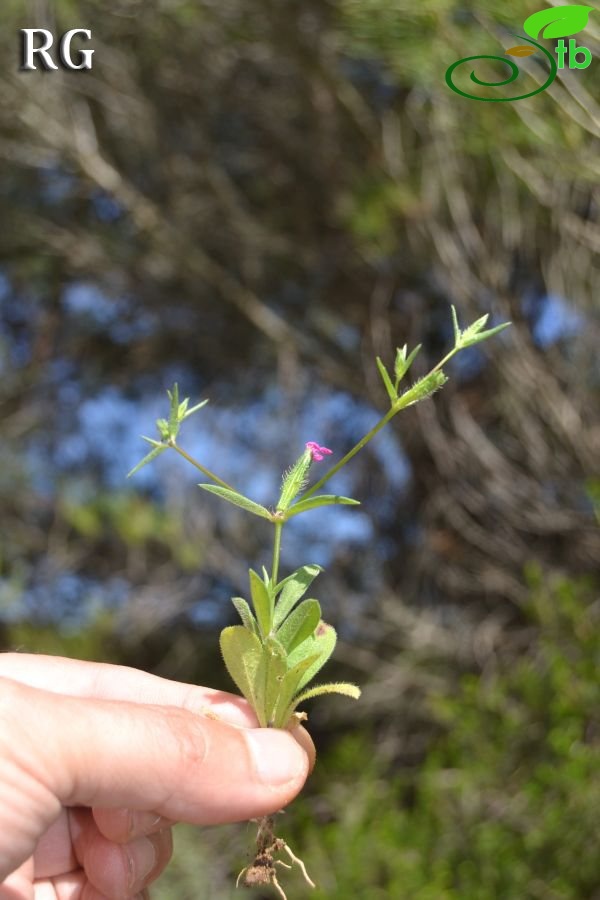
[0,0,598,897]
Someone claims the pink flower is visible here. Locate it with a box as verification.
[306,441,333,462]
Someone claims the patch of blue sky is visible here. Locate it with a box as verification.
[533,294,584,347]
[62,281,158,342]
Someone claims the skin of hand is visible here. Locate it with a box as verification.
[0,653,316,900]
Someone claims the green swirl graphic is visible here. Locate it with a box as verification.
[445,35,557,101]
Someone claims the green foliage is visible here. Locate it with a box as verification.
[221,569,359,728]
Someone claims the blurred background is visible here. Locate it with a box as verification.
[1,1,599,897]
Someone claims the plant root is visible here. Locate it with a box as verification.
[236,815,315,899]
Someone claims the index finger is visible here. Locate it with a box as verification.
[0,652,257,727]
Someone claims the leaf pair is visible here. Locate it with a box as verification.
[198,485,359,522]
[451,305,511,350]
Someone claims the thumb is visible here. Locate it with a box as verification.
[0,676,310,871]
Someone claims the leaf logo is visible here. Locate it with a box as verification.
[523,4,594,40]
[506,45,537,56]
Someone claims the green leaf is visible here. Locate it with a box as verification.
[271,653,323,727]
[451,305,461,345]
[231,597,258,634]
[394,343,421,385]
[460,314,489,343]
[249,568,273,637]
[376,356,397,403]
[286,494,360,518]
[288,621,338,691]
[219,625,262,708]
[127,438,167,478]
[182,398,209,419]
[167,383,180,434]
[459,321,511,348]
[273,564,323,628]
[254,636,287,727]
[198,484,272,520]
[276,599,321,653]
[523,5,593,40]
[290,681,361,710]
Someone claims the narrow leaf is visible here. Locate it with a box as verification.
[286,494,360,518]
[291,681,361,708]
[231,597,258,634]
[460,321,511,347]
[182,399,209,419]
[276,599,321,653]
[376,356,397,403]
[127,440,167,478]
[249,568,273,637]
[394,343,421,384]
[219,625,262,708]
[460,314,489,343]
[450,305,461,345]
[167,383,179,434]
[254,636,287,727]
[274,564,323,628]
[198,485,272,520]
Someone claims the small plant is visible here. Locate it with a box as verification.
[128,306,509,898]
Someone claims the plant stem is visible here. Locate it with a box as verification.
[271,521,283,586]
[170,442,236,490]
[303,347,460,500]
[303,406,396,500]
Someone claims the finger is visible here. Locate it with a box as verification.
[0,653,258,728]
[1,678,310,834]
[70,808,172,899]
[33,809,77,878]
[1,856,34,899]
[92,808,172,844]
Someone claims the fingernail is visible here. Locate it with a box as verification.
[125,835,157,892]
[128,810,168,837]
[246,729,307,786]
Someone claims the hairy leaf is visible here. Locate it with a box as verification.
[198,484,272,520]
[376,356,397,403]
[276,599,321,653]
[288,621,338,691]
[220,626,262,707]
[273,564,322,628]
[249,568,273,637]
[231,596,258,634]
[291,681,361,708]
[254,636,287,727]
[394,343,421,385]
[271,653,323,727]
[127,437,167,478]
[286,494,360,518]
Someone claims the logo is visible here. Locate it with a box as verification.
[20,29,94,71]
[446,4,593,101]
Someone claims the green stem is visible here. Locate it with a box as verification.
[304,346,460,500]
[271,521,283,586]
[304,406,396,500]
[170,442,236,491]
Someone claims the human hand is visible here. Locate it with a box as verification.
[0,653,315,899]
